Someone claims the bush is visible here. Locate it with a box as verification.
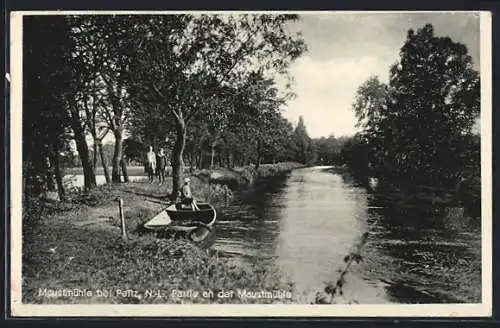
[237,166,258,185]
[256,162,304,178]
[194,183,233,206]
[205,162,304,188]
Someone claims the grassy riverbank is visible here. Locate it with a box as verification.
[22,163,307,304]
[196,162,305,188]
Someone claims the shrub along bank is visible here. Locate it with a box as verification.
[195,162,305,189]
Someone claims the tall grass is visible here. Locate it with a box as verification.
[22,218,295,304]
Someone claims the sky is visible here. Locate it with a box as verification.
[280,12,481,138]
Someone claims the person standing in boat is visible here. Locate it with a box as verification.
[145,146,156,184]
[181,177,200,211]
[156,148,167,184]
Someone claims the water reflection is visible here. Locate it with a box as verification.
[215,167,376,300]
[275,167,368,294]
[348,170,482,303]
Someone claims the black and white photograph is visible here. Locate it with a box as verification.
[10,11,492,316]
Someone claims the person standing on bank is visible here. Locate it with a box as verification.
[181,177,200,211]
[156,148,167,184]
[146,146,156,184]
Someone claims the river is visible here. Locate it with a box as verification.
[213,166,482,304]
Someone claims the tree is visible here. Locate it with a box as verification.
[184,119,209,169]
[123,138,146,164]
[267,117,297,163]
[340,134,371,174]
[23,16,78,199]
[293,116,315,164]
[351,24,480,187]
[352,76,390,172]
[128,102,177,151]
[80,77,112,183]
[390,24,479,185]
[199,92,233,169]
[217,72,291,168]
[61,16,101,190]
[313,134,345,165]
[70,16,136,184]
[99,72,131,183]
[127,14,306,197]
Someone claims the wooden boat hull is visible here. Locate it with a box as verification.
[165,203,216,226]
[144,202,216,231]
[143,202,216,247]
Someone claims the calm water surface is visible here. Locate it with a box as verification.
[213,166,481,304]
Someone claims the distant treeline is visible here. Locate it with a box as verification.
[63,115,319,171]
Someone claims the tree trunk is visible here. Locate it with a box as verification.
[198,138,206,169]
[120,158,129,183]
[255,138,262,170]
[198,150,204,170]
[171,114,186,199]
[98,141,111,184]
[92,140,98,177]
[210,141,216,169]
[51,144,65,201]
[112,130,123,183]
[44,156,56,192]
[242,153,248,167]
[191,145,197,171]
[72,121,97,190]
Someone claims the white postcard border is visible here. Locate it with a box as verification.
[9,10,493,317]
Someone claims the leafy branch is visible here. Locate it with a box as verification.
[314,220,377,304]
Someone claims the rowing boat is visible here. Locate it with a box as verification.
[143,202,216,245]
